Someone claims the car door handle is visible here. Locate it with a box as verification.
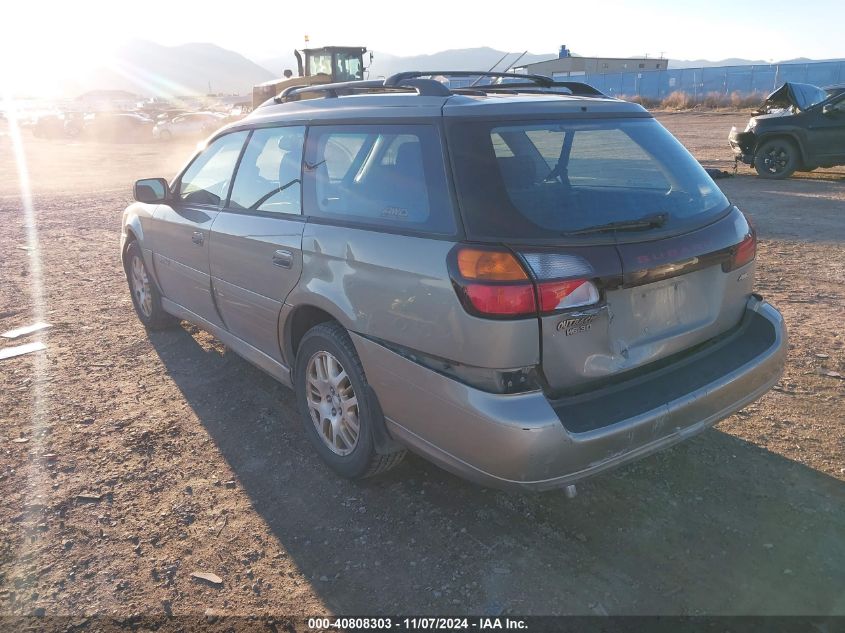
[191,231,204,246]
[272,249,293,269]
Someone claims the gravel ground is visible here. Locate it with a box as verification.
[0,112,843,622]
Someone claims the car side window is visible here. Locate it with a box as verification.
[303,124,456,234]
[177,131,248,206]
[228,126,305,214]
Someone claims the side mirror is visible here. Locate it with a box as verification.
[134,178,169,203]
[823,104,834,115]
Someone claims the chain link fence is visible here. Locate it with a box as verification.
[572,61,845,100]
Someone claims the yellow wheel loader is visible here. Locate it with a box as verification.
[252,46,370,108]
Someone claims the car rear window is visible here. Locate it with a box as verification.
[302,124,456,234]
[447,117,729,241]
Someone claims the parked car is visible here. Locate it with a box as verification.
[82,112,154,142]
[30,113,70,139]
[122,72,786,491]
[152,112,225,141]
[729,82,845,178]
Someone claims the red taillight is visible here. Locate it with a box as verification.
[732,231,756,269]
[452,246,536,317]
[463,283,537,316]
[450,246,601,318]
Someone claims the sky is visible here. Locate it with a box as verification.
[1,0,842,91]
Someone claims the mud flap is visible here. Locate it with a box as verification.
[365,385,405,455]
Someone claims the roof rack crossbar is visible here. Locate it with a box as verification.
[276,80,387,103]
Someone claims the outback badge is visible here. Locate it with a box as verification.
[557,313,597,336]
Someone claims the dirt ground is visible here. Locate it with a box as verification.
[0,111,843,622]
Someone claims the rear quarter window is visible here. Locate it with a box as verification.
[303,124,456,235]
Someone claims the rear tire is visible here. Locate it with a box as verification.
[123,240,178,330]
[754,138,799,179]
[294,322,405,479]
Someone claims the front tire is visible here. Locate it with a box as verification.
[123,240,178,330]
[754,138,799,179]
[294,322,405,479]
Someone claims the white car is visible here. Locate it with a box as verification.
[152,112,224,141]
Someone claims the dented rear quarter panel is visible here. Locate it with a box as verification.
[288,222,540,369]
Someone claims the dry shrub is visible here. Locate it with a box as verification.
[617,90,765,111]
[699,91,729,108]
[730,91,764,109]
[661,91,693,109]
[618,94,661,109]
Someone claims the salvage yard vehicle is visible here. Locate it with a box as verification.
[729,82,845,179]
[152,112,225,141]
[122,71,786,491]
[83,112,154,142]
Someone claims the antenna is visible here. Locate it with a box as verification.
[503,51,529,73]
[470,51,513,86]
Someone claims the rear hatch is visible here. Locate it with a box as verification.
[446,113,757,395]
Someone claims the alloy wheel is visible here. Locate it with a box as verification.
[305,350,360,456]
[130,254,153,318]
[762,146,789,175]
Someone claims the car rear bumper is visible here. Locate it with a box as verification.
[352,295,786,491]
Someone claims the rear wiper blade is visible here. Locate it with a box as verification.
[563,213,668,236]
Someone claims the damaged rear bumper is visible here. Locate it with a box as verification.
[352,296,786,492]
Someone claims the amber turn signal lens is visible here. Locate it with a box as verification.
[456,248,528,281]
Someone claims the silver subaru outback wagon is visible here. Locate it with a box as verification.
[121,72,786,491]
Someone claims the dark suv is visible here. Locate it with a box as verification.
[122,72,786,491]
[729,82,845,179]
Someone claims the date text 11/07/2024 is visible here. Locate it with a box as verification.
[306,617,528,630]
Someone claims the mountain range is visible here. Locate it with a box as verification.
[49,40,841,99]
[61,40,274,98]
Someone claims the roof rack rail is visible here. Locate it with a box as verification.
[263,72,605,108]
[272,77,450,104]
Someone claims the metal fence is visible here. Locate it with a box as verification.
[567,61,845,100]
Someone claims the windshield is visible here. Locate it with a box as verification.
[334,51,364,81]
[789,83,829,110]
[308,52,332,75]
[447,117,729,241]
